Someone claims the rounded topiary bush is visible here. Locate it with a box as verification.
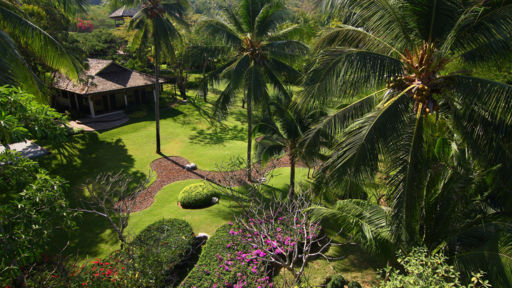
[178,183,218,209]
[327,274,348,288]
[348,281,362,288]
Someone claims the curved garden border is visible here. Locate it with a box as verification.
[132,155,302,212]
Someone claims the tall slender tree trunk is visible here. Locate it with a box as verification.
[202,57,208,102]
[154,35,161,154]
[246,94,252,182]
[288,148,295,199]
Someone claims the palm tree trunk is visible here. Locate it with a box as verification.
[247,93,252,182]
[288,151,295,199]
[154,36,161,154]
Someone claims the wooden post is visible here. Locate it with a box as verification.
[124,90,128,107]
[74,94,80,110]
[88,96,95,118]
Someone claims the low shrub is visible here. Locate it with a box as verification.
[348,281,362,288]
[130,218,196,287]
[178,183,218,209]
[327,274,348,288]
[180,224,271,288]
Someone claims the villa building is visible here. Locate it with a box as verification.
[53,58,163,118]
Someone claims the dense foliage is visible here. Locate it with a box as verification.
[0,151,74,286]
[0,86,71,147]
[378,247,490,288]
[178,183,219,209]
[1,0,511,286]
[129,218,196,286]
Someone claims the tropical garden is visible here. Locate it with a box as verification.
[0,0,511,287]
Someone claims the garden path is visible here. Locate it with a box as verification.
[132,155,304,211]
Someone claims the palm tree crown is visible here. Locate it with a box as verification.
[120,0,189,153]
[0,0,84,96]
[199,0,308,180]
[303,0,512,284]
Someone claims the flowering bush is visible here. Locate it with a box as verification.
[77,18,93,32]
[180,224,273,288]
[178,183,219,209]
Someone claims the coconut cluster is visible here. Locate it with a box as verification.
[143,0,165,18]
[386,42,448,117]
[387,76,440,116]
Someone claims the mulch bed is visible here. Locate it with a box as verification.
[132,155,305,212]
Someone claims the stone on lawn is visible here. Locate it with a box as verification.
[185,163,197,171]
[211,197,219,204]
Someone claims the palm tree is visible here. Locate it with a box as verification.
[0,0,83,96]
[302,0,512,245]
[121,0,189,153]
[312,133,512,285]
[254,94,324,198]
[198,0,308,181]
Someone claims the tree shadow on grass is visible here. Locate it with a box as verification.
[189,125,246,145]
[38,132,147,259]
[122,106,185,127]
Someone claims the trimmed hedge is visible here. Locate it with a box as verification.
[130,218,196,287]
[178,183,218,209]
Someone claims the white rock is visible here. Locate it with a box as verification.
[196,233,209,239]
[185,163,197,170]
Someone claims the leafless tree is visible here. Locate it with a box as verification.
[77,171,149,248]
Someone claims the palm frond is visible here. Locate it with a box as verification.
[385,109,426,247]
[213,55,251,118]
[213,83,236,120]
[300,91,380,153]
[246,63,269,107]
[402,0,463,43]
[317,89,412,184]
[452,221,512,287]
[261,40,309,61]
[444,75,512,125]
[314,25,403,57]
[310,199,394,257]
[0,31,40,96]
[302,48,403,105]
[223,6,246,34]
[444,4,512,64]
[324,0,413,51]
[239,0,270,33]
[197,19,242,49]
[254,1,288,39]
[267,24,316,42]
[152,15,181,59]
[0,3,81,81]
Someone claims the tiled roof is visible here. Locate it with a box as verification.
[109,6,139,19]
[54,59,162,95]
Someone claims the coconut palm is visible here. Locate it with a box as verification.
[312,133,512,285]
[302,0,512,246]
[254,94,325,198]
[198,0,308,180]
[0,0,83,96]
[119,0,189,153]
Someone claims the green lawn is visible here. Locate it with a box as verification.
[38,88,309,260]
[38,87,377,284]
